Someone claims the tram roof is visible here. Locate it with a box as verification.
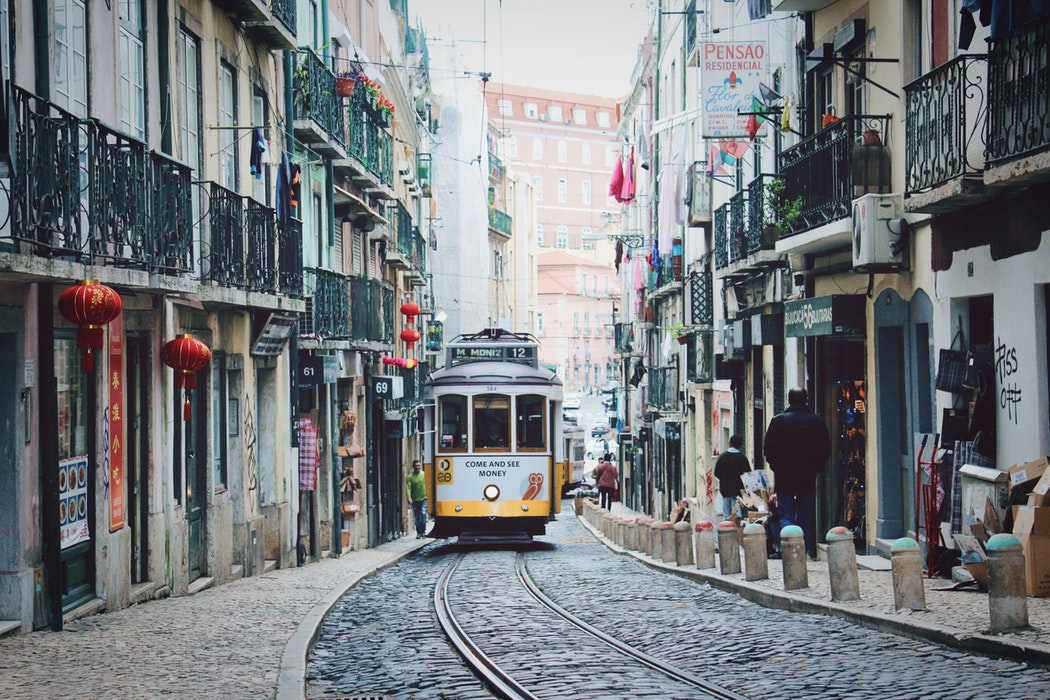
[427,360,562,388]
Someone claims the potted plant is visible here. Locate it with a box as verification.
[763,176,804,245]
[335,72,357,97]
[669,322,691,345]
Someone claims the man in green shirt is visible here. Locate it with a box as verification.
[406,460,428,538]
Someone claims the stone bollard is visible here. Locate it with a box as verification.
[890,537,926,611]
[780,525,809,591]
[986,533,1029,633]
[674,521,694,566]
[826,526,861,602]
[660,522,676,563]
[717,521,742,574]
[743,522,769,581]
[631,517,646,551]
[648,519,663,560]
[639,519,654,556]
[694,521,716,570]
[616,517,626,547]
[625,519,637,551]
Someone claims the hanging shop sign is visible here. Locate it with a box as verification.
[700,41,768,138]
[784,295,865,339]
[108,315,125,532]
[298,356,338,384]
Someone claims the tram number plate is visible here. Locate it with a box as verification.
[436,458,454,484]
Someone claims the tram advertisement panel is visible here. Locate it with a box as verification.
[434,455,549,511]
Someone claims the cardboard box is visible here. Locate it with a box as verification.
[1008,457,1050,492]
[1011,505,1050,597]
[1028,467,1050,507]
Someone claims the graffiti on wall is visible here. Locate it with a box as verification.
[243,394,259,515]
[995,337,1022,424]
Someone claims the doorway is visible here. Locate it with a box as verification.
[126,334,150,584]
[181,380,208,582]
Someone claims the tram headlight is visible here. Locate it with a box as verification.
[454,505,463,512]
[483,484,500,501]
[521,504,529,512]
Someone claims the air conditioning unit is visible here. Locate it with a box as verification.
[851,193,905,271]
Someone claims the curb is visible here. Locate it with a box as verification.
[275,538,431,700]
[578,513,1050,670]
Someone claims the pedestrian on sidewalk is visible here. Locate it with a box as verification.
[763,387,831,558]
[595,454,619,510]
[406,459,428,538]
[714,434,751,521]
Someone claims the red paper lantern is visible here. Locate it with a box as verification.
[58,280,123,373]
[400,302,420,323]
[400,328,421,351]
[161,334,212,421]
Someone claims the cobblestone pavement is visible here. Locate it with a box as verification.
[595,501,1050,666]
[2,500,1050,700]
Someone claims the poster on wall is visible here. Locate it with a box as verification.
[700,41,768,138]
[60,454,90,549]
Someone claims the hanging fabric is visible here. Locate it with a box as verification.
[276,151,291,225]
[290,163,302,211]
[298,417,319,491]
[250,128,267,180]
[608,158,624,201]
[614,239,624,273]
[620,146,636,203]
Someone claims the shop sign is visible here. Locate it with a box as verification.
[784,295,865,338]
[700,41,768,138]
[108,315,125,532]
[298,356,338,385]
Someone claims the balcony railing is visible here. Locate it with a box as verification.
[987,12,1050,166]
[302,268,349,338]
[204,182,294,294]
[714,204,728,270]
[10,87,193,273]
[745,174,779,254]
[488,207,513,236]
[343,85,393,185]
[688,270,713,327]
[647,366,679,411]
[348,274,394,343]
[728,190,747,264]
[292,49,345,152]
[614,322,633,354]
[398,361,428,412]
[904,54,988,193]
[778,114,892,236]
[488,151,504,181]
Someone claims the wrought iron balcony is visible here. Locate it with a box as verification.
[204,182,293,295]
[728,190,747,264]
[488,151,504,182]
[212,0,296,48]
[904,54,988,196]
[10,87,194,274]
[302,268,350,339]
[488,207,513,237]
[398,361,428,412]
[646,366,679,412]
[418,153,432,197]
[337,85,395,196]
[614,322,634,354]
[292,49,345,156]
[987,12,1050,170]
[745,174,779,254]
[688,270,713,328]
[348,274,394,343]
[714,204,728,270]
[778,114,892,237]
[278,218,304,296]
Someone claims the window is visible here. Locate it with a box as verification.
[516,395,547,450]
[581,276,587,296]
[474,394,510,450]
[557,225,568,248]
[498,98,513,116]
[118,0,146,139]
[524,102,538,118]
[572,107,587,125]
[532,138,543,160]
[549,104,563,122]
[597,111,611,128]
[582,180,591,205]
[439,396,468,451]
[53,0,88,117]
[533,175,543,201]
[581,143,591,165]
[493,250,503,278]
[176,28,202,172]
[535,223,544,246]
[582,226,593,250]
[558,178,567,203]
[557,140,567,162]
[218,62,238,191]
[507,136,518,157]
[573,311,580,333]
[252,92,270,205]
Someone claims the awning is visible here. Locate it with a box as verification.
[784,295,864,339]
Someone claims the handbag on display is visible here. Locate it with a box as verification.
[935,330,968,394]
[940,407,970,446]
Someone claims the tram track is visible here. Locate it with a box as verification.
[434,551,750,700]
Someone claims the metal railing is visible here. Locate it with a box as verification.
[728,190,747,264]
[778,114,892,236]
[293,49,344,147]
[10,87,193,273]
[271,0,296,34]
[987,12,1050,166]
[647,366,679,411]
[688,270,713,328]
[745,173,778,254]
[303,268,350,338]
[488,207,512,236]
[714,204,728,270]
[904,54,988,193]
[348,274,394,342]
[204,182,292,294]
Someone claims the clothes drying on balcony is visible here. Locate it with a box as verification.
[250,128,269,180]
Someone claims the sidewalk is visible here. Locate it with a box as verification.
[589,501,1050,669]
[0,536,428,700]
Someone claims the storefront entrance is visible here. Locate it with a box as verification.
[126,335,150,584]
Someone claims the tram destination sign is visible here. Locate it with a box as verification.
[449,344,537,368]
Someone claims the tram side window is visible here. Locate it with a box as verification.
[439,396,467,450]
[474,394,510,449]
[516,395,546,450]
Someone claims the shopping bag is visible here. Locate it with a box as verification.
[940,407,969,445]
[935,330,967,394]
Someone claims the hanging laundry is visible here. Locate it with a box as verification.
[608,157,625,201]
[614,239,624,273]
[637,120,650,170]
[781,98,792,134]
[620,147,636,203]
[276,151,291,225]
[747,0,772,20]
[250,128,267,180]
[290,163,302,211]
[298,416,319,491]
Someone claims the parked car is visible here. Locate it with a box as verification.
[563,394,582,411]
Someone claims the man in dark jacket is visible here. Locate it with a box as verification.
[714,434,750,520]
[763,387,831,558]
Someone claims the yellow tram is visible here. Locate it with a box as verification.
[423,328,568,543]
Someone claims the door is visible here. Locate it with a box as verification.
[126,334,150,583]
[184,383,207,581]
[56,333,95,611]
